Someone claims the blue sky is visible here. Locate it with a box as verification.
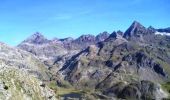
[0,0,170,46]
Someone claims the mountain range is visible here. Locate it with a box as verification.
[0,21,170,100]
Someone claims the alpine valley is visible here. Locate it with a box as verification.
[1,21,170,100]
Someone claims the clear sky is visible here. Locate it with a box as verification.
[0,0,170,46]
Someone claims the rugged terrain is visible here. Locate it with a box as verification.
[0,21,170,99]
[0,42,56,99]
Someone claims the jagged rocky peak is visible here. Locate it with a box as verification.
[109,31,117,39]
[75,34,96,43]
[148,26,155,30]
[23,32,50,44]
[108,30,123,39]
[131,21,144,29]
[96,31,110,42]
[147,26,156,33]
[123,21,148,39]
[117,30,124,36]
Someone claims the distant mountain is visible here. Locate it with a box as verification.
[123,21,155,40]
[96,31,110,42]
[15,21,170,99]
[157,27,170,33]
[18,33,68,61]
[57,21,170,99]
[22,32,50,44]
[18,32,110,61]
[123,21,145,39]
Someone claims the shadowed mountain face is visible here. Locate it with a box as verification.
[123,21,156,42]
[123,21,146,39]
[5,21,169,99]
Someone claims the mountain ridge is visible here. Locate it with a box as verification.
[1,21,170,99]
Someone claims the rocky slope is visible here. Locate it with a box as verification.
[18,32,110,70]
[18,32,110,56]
[0,42,57,99]
[55,21,170,99]
[18,32,68,60]
[11,21,170,99]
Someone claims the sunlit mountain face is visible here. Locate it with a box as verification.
[0,0,170,100]
[10,21,168,99]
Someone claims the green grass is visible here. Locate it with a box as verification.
[47,80,83,99]
[111,55,119,62]
[162,82,170,94]
[80,57,89,64]
[162,82,170,99]
[0,69,48,100]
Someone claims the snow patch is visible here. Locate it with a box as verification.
[155,31,170,36]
